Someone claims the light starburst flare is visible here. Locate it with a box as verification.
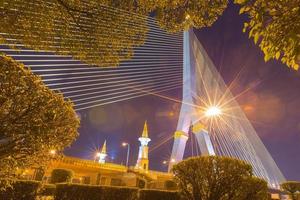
[205,106,222,117]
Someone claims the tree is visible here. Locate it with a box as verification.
[172,156,269,200]
[50,168,74,184]
[233,177,269,200]
[138,0,228,33]
[0,0,148,67]
[234,0,300,70]
[281,181,300,200]
[0,55,80,178]
[137,0,299,70]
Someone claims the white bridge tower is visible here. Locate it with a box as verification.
[168,30,285,188]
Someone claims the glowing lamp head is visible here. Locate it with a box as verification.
[170,158,176,163]
[122,142,128,147]
[205,106,222,117]
[49,149,56,155]
[96,152,101,157]
[163,160,167,165]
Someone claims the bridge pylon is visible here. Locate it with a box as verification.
[168,30,285,189]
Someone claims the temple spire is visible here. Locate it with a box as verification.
[101,140,107,154]
[99,140,107,164]
[141,121,148,138]
[136,121,151,171]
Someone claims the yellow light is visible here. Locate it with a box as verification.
[205,106,222,117]
[49,149,56,155]
[163,160,167,165]
[96,152,101,157]
[122,142,128,147]
[170,158,176,163]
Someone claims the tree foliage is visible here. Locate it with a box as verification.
[172,156,269,200]
[0,0,148,67]
[1,0,298,71]
[137,0,228,33]
[0,55,79,178]
[137,0,299,70]
[281,181,300,200]
[235,0,300,70]
[51,168,74,184]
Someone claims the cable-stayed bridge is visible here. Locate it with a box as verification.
[0,4,285,188]
[0,12,183,111]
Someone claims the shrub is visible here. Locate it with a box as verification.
[55,184,138,200]
[0,179,40,200]
[101,186,138,200]
[173,156,269,200]
[139,189,180,200]
[50,169,73,184]
[281,181,300,200]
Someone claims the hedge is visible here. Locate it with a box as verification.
[50,168,73,184]
[0,181,180,200]
[55,183,138,200]
[164,180,178,190]
[38,184,56,196]
[0,179,40,200]
[139,189,181,200]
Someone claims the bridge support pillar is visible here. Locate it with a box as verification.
[168,131,188,172]
[192,123,215,156]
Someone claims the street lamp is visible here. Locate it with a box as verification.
[94,151,101,162]
[122,142,130,167]
[205,106,222,117]
[49,149,56,155]
[162,159,176,165]
[162,159,176,172]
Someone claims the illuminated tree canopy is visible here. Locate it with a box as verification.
[137,0,299,70]
[138,0,228,33]
[0,0,148,67]
[0,0,298,71]
[173,156,269,200]
[0,55,80,178]
[281,181,300,200]
[235,0,300,70]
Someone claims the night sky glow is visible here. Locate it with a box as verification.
[65,4,300,181]
[2,3,299,181]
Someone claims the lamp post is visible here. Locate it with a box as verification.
[122,142,130,167]
[163,159,176,172]
[49,149,56,155]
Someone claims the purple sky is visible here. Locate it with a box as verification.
[65,4,300,181]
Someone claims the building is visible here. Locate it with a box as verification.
[98,140,107,164]
[22,121,286,198]
[136,121,151,171]
[25,122,174,190]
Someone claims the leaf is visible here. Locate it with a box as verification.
[237,0,300,70]
[254,33,260,44]
[275,52,280,59]
[239,7,246,14]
